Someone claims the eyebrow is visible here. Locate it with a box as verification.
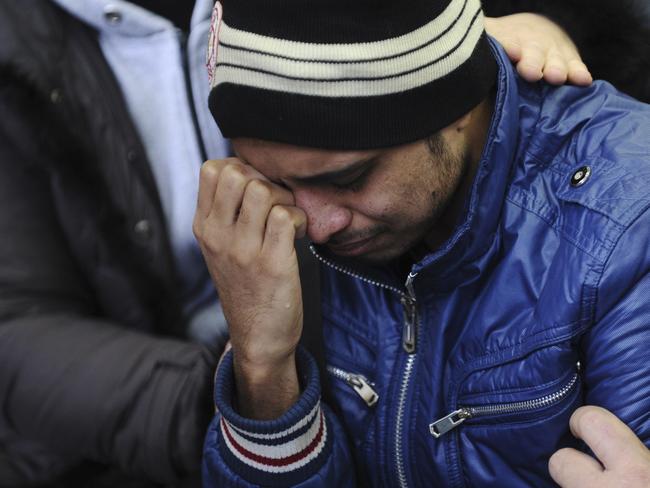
[289,157,376,186]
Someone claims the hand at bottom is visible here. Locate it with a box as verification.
[549,406,650,487]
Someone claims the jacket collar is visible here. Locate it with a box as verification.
[412,38,521,290]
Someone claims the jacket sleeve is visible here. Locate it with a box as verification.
[203,348,356,487]
[0,81,216,484]
[580,207,650,446]
[482,0,650,103]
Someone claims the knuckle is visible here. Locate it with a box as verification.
[228,247,249,267]
[202,227,225,254]
[522,41,545,56]
[203,241,220,258]
[269,205,291,225]
[192,218,202,239]
[246,179,272,201]
[200,160,222,181]
[547,57,567,69]
[231,254,248,268]
[568,59,587,69]
[224,156,243,165]
[227,241,257,267]
[221,163,247,185]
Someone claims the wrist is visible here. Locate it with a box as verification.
[233,350,300,419]
[213,348,329,487]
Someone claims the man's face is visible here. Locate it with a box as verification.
[232,131,470,264]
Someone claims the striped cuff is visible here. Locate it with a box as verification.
[214,348,332,486]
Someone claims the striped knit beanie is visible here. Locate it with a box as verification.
[206,0,497,150]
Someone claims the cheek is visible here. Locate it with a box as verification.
[393,176,435,218]
[354,185,421,224]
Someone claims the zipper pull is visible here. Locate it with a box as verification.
[401,297,417,353]
[402,272,418,353]
[327,366,379,407]
[429,409,472,438]
[347,375,379,407]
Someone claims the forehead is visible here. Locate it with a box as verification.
[232,138,381,179]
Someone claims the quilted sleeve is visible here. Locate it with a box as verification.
[580,206,650,446]
[202,347,356,487]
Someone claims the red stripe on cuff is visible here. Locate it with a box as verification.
[222,412,325,467]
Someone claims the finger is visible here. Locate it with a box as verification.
[262,205,307,260]
[569,406,646,470]
[548,447,604,488]
[517,42,546,82]
[542,50,569,85]
[197,160,224,220]
[566,59,593,86]
[483,17,521,62]
[235,179,295,253]
[212,162,250,225]
[498,37,523,63]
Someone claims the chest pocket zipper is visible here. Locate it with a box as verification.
[430,367,581,438]
[327,365,379,407]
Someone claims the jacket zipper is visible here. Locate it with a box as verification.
[309,246,417,352]
[327,366,379,407]
[310,246,419,488]
[395,272,418,488]
[395,353,417,488]
[401,272,418,353]
[429,370,580,438]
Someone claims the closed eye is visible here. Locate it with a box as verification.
[330,169,370,192]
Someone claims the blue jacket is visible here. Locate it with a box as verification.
[203,41,650,487]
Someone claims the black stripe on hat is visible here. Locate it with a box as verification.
[218,0,472,64]
[215,7,481,83]
[223,0,451,43]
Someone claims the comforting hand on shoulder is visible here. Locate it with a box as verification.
[485,13,592,86]
[550,406,650,487]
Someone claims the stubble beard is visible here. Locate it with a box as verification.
[353,135,472,265]
[395,135,472,262]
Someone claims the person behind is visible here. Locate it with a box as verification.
[0,1,229,486]
[483,0,650,103]
[0,0,602,486]
[196,0,650,486]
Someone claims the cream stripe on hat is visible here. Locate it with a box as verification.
[209,0,484,97]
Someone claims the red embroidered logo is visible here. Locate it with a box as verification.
[206,1,223,86]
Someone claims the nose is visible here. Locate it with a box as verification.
[293,188,352,244]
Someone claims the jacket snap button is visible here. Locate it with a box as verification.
[134,219,153,242]
[570,166,591,187]
[103,5,123,24]
[50,89,62,104]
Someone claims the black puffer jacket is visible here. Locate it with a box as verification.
[0,2,215,486]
